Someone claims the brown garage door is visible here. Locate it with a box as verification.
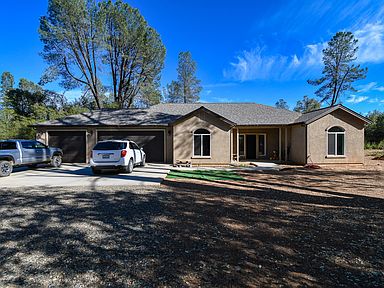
[97,130,165,163]
[48,131,86,163]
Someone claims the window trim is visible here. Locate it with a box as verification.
[192,129,211,158]
[257,133,267,157]
[326,127,346,157]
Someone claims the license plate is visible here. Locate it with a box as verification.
[102,154,110,159]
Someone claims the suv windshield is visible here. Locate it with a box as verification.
[94,141,127,150]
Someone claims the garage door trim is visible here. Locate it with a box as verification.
[96,128,166,163]
[47,129,88,163]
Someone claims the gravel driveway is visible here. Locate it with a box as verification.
[0,164,383,287]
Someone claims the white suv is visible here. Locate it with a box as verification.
[90,140,146,174]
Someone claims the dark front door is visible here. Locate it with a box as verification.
[48,131,86,163]
[97,130,165,163]
[246,135,256,159]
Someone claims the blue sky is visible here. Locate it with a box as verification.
[1,0,384,114]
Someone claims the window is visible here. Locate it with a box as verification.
[239,135,245,156]
[21,141,35,149]
[258,134,266,156]
[327,126,345,156]
[35,141,47,149]
[94,141,127,150]
[129,142,140,150]
[193,129,211,157]
[0,141,17,150]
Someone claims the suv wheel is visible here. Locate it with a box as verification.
[140,156,146,167]
[51,155,62,168]
[125,159,133,173]
[0,160,13,177]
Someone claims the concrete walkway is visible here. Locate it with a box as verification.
[0,163,171,188]
[172,161,281,171]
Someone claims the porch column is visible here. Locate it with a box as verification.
[279,127,282,161]
[284,127,288,162]
[230,128,233,163]
[236,128,240,162]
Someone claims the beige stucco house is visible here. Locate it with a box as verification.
[34,103,370,165]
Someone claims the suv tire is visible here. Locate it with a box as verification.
[51,155,62,168]
[0,160,13,177]
[125,159,133,174]
[140,156,146,167]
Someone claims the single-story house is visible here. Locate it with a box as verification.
[34,103,371,165]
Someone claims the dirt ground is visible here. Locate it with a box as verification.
[0,154,383,287]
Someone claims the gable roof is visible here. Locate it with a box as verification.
[34,102,370,127]
[170,106,236,126]
[150,103,301,126]
[294,104,371,124]
[35,102,301,127]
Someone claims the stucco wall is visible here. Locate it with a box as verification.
[289,124,307,164]
[307,109,366,164]
[173,111,232,165]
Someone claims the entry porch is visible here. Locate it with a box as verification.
[231,126,290,163]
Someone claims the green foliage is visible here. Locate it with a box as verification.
[99,0,165,108]
[0,72,89,140]
[39,0,165,109]
[308,32,368,106]
[365,110,384,148]
[293,95,321,113]
[165,51,202,103]
[275,99,289,110]
[40,0,103,108]
[1,72,14,96]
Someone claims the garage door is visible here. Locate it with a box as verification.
[97,130,165,163]
[48,131,87,163]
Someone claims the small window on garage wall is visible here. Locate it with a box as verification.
[327,126,345,156]
[193,129,211,157]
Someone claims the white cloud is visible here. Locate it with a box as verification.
[346,95,368,103]
[357,82,384,93]
[223,47,290,81]
[368,97,384,104]
[355,23,384,63]
[225,22,384,81]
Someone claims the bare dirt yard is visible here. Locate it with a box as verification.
[0,154,383,287]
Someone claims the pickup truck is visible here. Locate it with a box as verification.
[0,139,63,177]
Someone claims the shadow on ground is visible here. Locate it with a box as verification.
[0,167,383,287]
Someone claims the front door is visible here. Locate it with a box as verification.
[246,135,256,159]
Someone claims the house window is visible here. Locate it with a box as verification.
[239,135,245,156]
[193,129,211,157]
[327,126,345,156]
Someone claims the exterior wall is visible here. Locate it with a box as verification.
[307,109,366,164]
[166,127,173,163]
[289,124,307,164]
[173,111,232,165]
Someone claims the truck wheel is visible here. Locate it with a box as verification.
[0,160,13,177]
[51,155,62,168]
[125,159,134,174]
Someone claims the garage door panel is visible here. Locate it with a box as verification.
[97,131,164,163]
[48,131,86,163]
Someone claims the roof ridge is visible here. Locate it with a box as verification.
[301,104,340,114]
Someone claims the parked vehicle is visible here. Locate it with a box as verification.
[90,140,146,174]
[0,140,63,177]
